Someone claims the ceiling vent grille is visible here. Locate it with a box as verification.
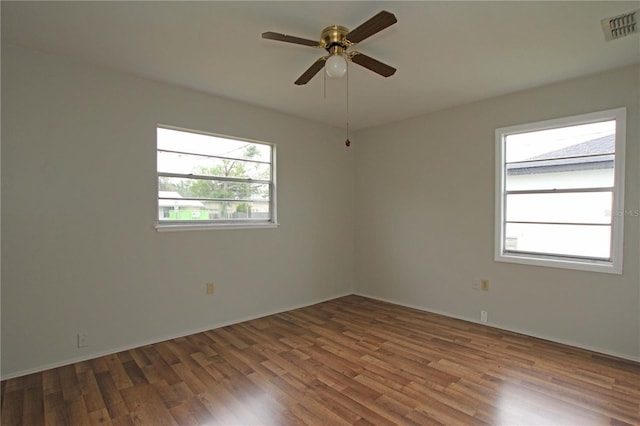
[601,9,639,41]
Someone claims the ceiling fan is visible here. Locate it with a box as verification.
[262,11,397,85]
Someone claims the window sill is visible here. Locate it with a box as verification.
[155,222,279,232]
[495,252,621,275]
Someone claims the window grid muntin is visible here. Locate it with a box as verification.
[158,171,271,186]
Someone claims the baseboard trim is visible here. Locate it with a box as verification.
[4,291,637,380]
[354,292,640,364]
[1,292,352,381]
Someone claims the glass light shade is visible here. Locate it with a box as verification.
[325,54,347,78]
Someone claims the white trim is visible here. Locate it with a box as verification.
[494,251,620,274]
[155,222,279,232]
[156,124,277,229]
[271,143,278,226]
[0,292,351,381]
[494,107,626,274]
[354,292,640,363]
[4,291,637,380]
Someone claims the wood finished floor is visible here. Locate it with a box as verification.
[2,295,639,425]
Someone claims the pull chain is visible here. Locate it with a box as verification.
[345,63,351,147]
[323,65,327,99]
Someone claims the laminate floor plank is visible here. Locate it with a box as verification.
[2,295,639,425]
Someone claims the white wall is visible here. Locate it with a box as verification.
[1,45,355,378]
[3,44,639,379]
[354,65,640,360]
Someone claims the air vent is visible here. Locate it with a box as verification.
[601,9,639,41]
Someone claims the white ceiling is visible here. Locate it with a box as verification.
[3,1,639,130]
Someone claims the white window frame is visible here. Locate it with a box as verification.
[495,108,626,274]
[155,125,278,232]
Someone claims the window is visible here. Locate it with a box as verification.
[495,108,626,274]
[156,126,276,230]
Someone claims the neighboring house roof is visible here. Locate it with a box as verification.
[158,191,205,208]
[507,134,614,175]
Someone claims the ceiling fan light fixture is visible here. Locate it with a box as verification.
[262,11,397,85]
[325,53,348,78]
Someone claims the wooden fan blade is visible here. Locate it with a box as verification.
[295,57,327,85]
[345,11,397,44]
[349,52,396,77]
[262,31,319,47]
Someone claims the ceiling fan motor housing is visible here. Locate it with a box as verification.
[321,25,350,52]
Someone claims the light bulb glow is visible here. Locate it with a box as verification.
[325,54,347,78]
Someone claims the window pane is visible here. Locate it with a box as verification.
[505,120,615,191]
[505,168,614,191]
[159,178,269,202]
[157,128,271,162]
[158,199,271,222]
[505,121,615,163]
[506,192,612,224]
[505,223,611,259]
[158,150,271,180]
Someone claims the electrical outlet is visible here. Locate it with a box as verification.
[77,332,88,348]
[481,279,489,291]
[206,282,214,294]
[480,310,488,323]
[473,279,489,291]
